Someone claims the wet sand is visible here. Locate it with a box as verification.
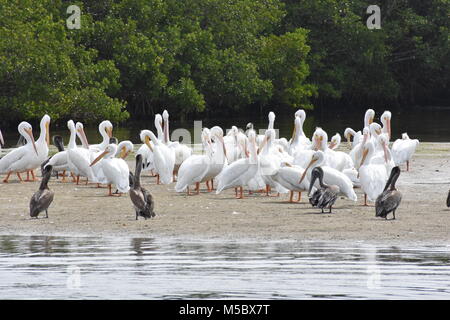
[0,142,449,244]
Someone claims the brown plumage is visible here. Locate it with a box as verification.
[129,154,155,220]
[447,189,450,208]
[375,166,402,220]
[308,167,339,213]
[30,164,54,218]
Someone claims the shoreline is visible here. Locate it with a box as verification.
[0,142,449,245]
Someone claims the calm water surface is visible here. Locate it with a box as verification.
[2,107,450,148]
[0,235,449,299]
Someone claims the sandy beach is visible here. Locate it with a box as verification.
[0,142,449,244]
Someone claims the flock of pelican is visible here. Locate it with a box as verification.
[0,108,421,220]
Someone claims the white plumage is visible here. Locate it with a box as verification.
[0,122,39,182]
[216,130,259,198]
[90,144,130,194]
[300,151,357,201]
[392,133,419,170]
[141,129,175,184]
[358,141,388,204]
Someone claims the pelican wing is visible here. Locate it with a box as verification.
[30,189,54,217]
[175,154,210,192]
[375,190,402,217]
[0,145,33,173]
[215,158,256,193]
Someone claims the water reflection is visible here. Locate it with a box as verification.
[0,235,449,299]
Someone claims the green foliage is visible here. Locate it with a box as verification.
[0,0,448,125]
[282,0,449,107]
[0,0,129,123]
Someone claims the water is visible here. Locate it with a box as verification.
[0,235,449,299]
[2,107,450,148]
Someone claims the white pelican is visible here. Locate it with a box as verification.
[380,111,392,140]
[215,130,259,198]
[93,140,134,186]
[344,128,362,149]
[89,120,113,152]
[67,122,97,184]
[0,122,38,183]
[364,108,375,128]
[350,127,370,170]
[369,122,383,151]
[266,111,289,153]
[90,144,130,196]
[258,129,289,196]
[391,133,419,171]
[175,128,213,195]
[271,163,312,203]
[224,125,241,163]
[136,114,162,174]
[246,123,265,149]
[289,115,311,154]
[312,128,353,172]
[201,126,228,191]
[141,129,175,184]
[372,133,395,175]
[358,140,388,206]
[267,111,275,129]
[24,114,50,181]
[116,140,134,159]
[162,110,192,177]
[45,120,77,182]
[0,128,4,154]
[328,133,341,150]
[299,151,357,201]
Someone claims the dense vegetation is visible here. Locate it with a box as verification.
[0,0,448,124]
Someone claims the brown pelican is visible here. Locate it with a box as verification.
[447,190,450,208]
[308,167,339,213]
[29,164,54,218]
[375,166,402,220]
[129,154,155,220]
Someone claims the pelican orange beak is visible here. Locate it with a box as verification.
[258,136,268,155]
[0,129,4,146]
[217,135,228,161]
[241,139,249,158]
[90,150,108,167]
[345,133,351,148]
[387,119,391,140]
[45,122,50,146]
[24,128,38,155]
[382,142,389,163]
[119,146,129,159]
[359,148,369,168]
[291,125,296,140]
[106,127,113,138]
[144,135,153,152]
[329,140,336,150]
[77,127,89,149]
[299,158,317,184]
[369,116,374,125]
